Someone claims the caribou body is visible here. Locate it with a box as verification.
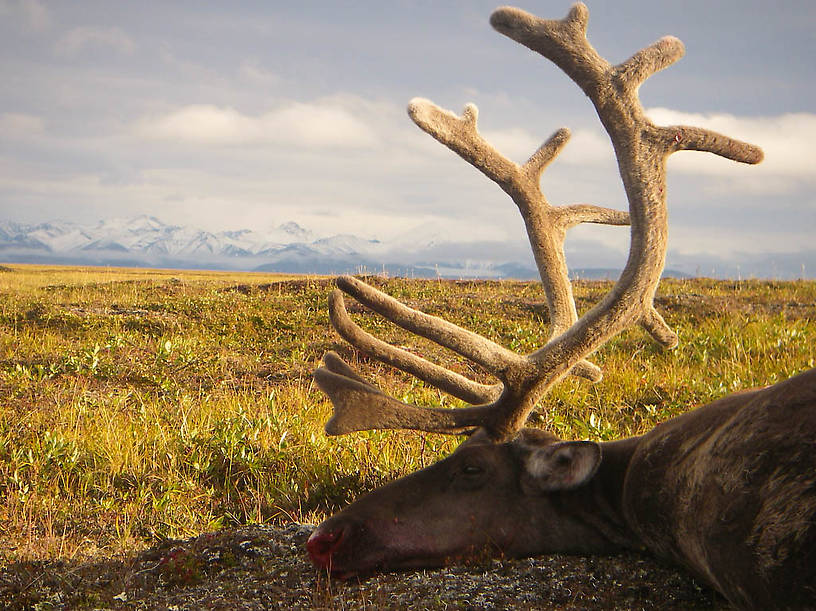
[303,3,814,609]
[309,369,816,608]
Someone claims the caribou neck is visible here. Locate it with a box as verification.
[572,436,644,552]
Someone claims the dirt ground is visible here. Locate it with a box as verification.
[0,523,728,610]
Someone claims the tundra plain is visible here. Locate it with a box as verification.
[1,264,815,607]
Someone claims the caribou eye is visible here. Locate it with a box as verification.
[451,461,488,491]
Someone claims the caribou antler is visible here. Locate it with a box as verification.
[314,2,763,443]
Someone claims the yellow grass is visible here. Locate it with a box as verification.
[1,263,815,564]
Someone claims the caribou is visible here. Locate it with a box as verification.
[306,4,816,609]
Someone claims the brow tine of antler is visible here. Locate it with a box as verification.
[314,364,493,435]
[335,275,526,379]
[328,289,500,404]
[322,350,370,385]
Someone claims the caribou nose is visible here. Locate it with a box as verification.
[307,526,346,568]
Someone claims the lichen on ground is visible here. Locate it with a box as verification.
[0,524,727,610]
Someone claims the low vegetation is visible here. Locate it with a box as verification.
[1,263,815,569]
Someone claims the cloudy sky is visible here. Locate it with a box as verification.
[1,0,815,276]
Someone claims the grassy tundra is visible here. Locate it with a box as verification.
[1,263,815,565]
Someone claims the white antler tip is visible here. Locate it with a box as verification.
[658,35,685,58]
[567,2,589,25]
[555,126,571,141]
[407,97,431,118]
[490,6,531,34]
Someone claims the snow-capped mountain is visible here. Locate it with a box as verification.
[0,215,533,278]
[4,214,805,279]
[1,215,313,257]
[4,212,816,280]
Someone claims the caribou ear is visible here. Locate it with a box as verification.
[522,441,601,492]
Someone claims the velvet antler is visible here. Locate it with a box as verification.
[314,2,763,443]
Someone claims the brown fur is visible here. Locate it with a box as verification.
[310,372,816,609]
[624,369,816,608]
[307,4,785,610]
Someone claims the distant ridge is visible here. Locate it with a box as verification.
[0,216,812,280]
[0,216,533,279]
[569,268,690,280]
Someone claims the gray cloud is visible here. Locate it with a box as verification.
[55,26,136,56]
[0,0,50,31]
[0,1,814,277]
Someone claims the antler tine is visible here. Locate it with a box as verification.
[558,204,629,230]
[641,307,678,349]
[665,126,764,164]
[482,3,762,436]
[327,289,500,405]
[314,3,763,444]
[335,275,526,380]
[408,98,635,376]
[489,4,763,166]
[315,352,493,435]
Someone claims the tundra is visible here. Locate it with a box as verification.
[307,4,815,609]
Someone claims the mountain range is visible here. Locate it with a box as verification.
[0,215,546,278]
[2,215,813,280]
